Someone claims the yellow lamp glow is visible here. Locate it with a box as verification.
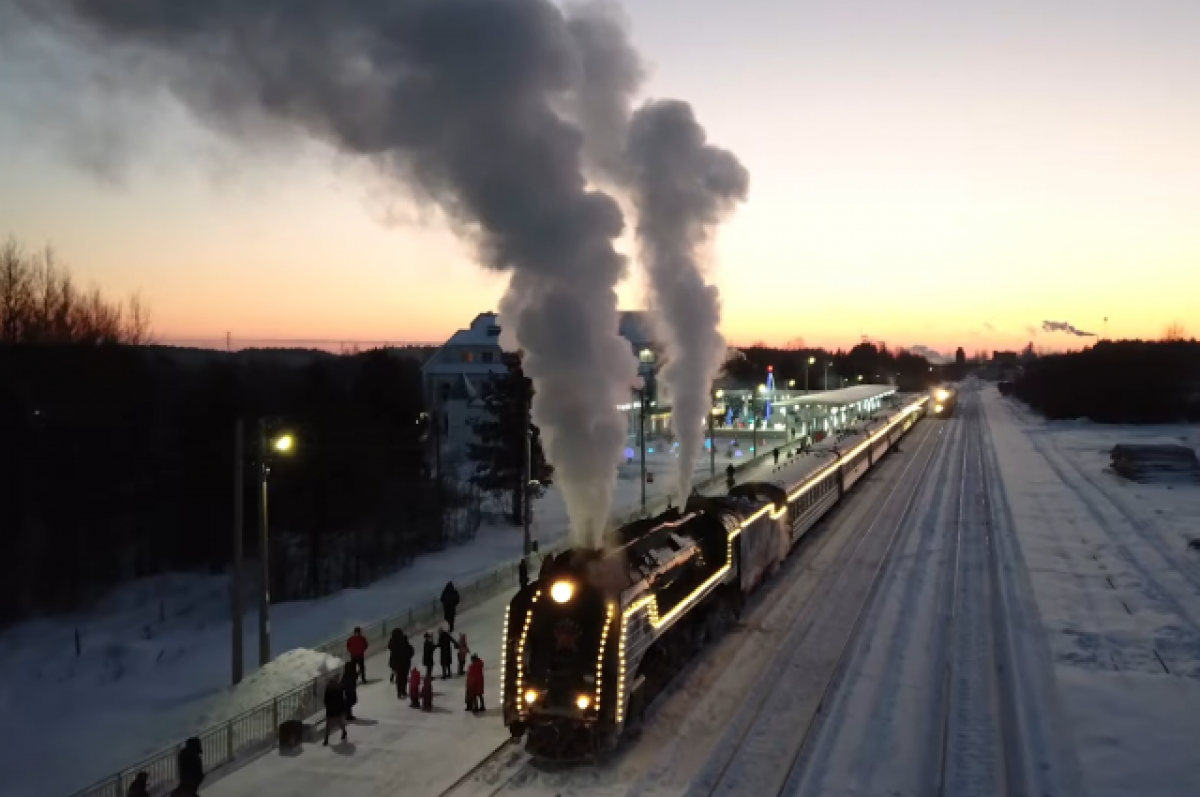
[550,581,574,604]
[524,689,538,704]
[576,695,590,710]
[273,434,294,453]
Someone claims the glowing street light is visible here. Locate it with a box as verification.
[272,433,295,453]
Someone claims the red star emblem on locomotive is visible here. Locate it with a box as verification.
[554,620,581,652]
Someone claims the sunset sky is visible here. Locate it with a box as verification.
[1,0,1197,355]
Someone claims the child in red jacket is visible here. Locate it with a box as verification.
[465,654,485,712]
[408,667,421,708]
[421,672,434,712]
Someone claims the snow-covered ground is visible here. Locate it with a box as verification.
[781,382,1200,797]
[981,387,1200,797]
[0,430,806,797]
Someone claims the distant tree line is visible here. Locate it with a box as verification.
[0,237,485,627]
[723,341,948,392]
[1007,339,1200,422]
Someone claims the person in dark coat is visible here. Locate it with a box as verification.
[346,627,369,684]
[388,629,414,697]
[773,447,780,465]
[408,667,422,708]
[518,557,529,589]
[437,627,455,678]
[323,677,348,746]
[726,463,736,491]
[441,582,460,631]
[127,772,149,797]
[465,654,485,712]
[341,660,359,721]
[422,631,436,680]
[176,737,204,795]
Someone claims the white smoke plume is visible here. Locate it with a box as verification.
[4,0,640,547]
[626,103,748,501]
[564,4,749,502]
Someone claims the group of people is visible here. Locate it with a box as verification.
[320,581,486,747]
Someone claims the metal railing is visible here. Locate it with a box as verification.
[66,427,854,797]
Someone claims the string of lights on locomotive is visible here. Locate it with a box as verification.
[497,397,929,760]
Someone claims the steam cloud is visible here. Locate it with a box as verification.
[565,4,749,501]
[626,104,748,500]
[1042,320,1096,337]
[10,0,642,547]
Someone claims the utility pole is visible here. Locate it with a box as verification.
[639,387,647,512]
[257,418,270,667]
[708,391,716,477]
[522,377,532,556]
[231,417,244,685]
[750,393,759,458]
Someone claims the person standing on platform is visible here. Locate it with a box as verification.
[346,627,369,684]
[441,581,460,632]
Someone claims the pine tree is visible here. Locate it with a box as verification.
[467,354,553,525]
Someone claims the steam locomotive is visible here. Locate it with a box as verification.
[499,396,929,760]
[931,385,958,418]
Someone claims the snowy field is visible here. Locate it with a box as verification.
[982,387,1200,797]
[0,431,801,797]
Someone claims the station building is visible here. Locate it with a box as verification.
[421,310,666,461]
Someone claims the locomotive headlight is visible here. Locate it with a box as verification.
[935,389,950,402]
[935,404,944,413]
[524,689,539,704]
[550,580,574,603]
[576,695,591,710]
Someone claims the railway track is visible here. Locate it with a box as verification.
[681,415,947,797]
[443,416,943,797]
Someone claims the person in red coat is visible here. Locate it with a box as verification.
[421,672,434,713]
[408,667,422,709]
[347,627,369,684]
[465,654,485,713]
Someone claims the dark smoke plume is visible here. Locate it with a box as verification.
[564,4,748,500]
[7,0,641,546]
[1042,320,1096,337]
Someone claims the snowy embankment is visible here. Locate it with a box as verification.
[0,441,733,797]
[982,389,1200,797]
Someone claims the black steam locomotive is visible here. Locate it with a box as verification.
[499,397,928,759]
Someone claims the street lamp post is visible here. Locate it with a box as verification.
[231,418,245,686]
[806,356,815,393]
[639,387,648,512]
[824,362,831,391]
[256,420,295,667]
[523,378,532,557]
